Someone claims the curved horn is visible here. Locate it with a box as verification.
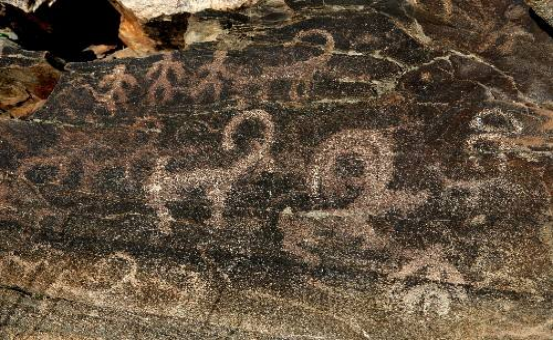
[221,109,275,151]
[310,129,394,198]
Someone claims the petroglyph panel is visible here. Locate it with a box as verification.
[0,0,552,339]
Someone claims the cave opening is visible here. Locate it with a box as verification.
[0,0,125,62]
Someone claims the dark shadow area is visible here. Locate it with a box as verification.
[530,8,553,37]
[144,13,189,50]
[0,0,124,61]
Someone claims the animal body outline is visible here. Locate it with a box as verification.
[282,128,429,264]
[185,29,336,103]
[258,29,336,101]
[146,109,275,232]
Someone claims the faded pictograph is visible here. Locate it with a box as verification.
[407,0,453,22]
[466,108,524,166]
[0,252,140,303]
[256,29,335,101]
[143,29,336,105]
[187,50,229,102]
[85,64,138,113]
[146,53,186,103]
[0,251,208,317]
[145,109,275,233]
[389,246,468,316]
[436,108,531,225]
[464,105,549,176]
[82,29,337,112]
[0,152,79,230]
[280,129,428,264]
[483,320,554,340]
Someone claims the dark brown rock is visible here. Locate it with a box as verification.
[0,0,551,339]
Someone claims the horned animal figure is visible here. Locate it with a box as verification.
[146,109,275,233]
[261,29,336,101]
[310,129,395,211]
[281,129,429,265]
[309,129,429,215]
[183,29,335,104]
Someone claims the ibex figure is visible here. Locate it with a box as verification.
[146,109,275,232]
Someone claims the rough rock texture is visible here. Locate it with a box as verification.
[0,0,552,339]
[110,0,259,53]
[525,0,553,25]
[114,0,259,20]
[0,0,123,62]
[0,38,61,118]
[0,0,53,13]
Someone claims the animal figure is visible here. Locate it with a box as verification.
[260,29,336,101]
[390,246,467,316]
[310,129,395,209]
[186,29,336,104]
[282,129,428,264]
[309,129,429,217]
[146,109,275,232]
[86,64,138,113]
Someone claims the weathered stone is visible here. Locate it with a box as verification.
[0,0,552,339]
[110,0,271,53]
[525,0,553,25]
[0,38,61,118]
[114,0,258,21]
[0,0,53,13]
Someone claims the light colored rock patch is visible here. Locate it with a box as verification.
[525,0,553,25]
[114,0,259,21]
[1,0,54,12]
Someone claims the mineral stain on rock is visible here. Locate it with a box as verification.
[0,0,552,339]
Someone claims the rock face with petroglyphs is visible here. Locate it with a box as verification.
[0,0,552,339]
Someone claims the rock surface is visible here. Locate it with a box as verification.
[0,0,552,339]
[111,0,259,53]
[1,0,261,54]
[525,0,553,25]
[0,38,61,118]
[114,0,259,21]
[0,0,53,13]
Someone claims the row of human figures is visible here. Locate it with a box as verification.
[84,29,336,113]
